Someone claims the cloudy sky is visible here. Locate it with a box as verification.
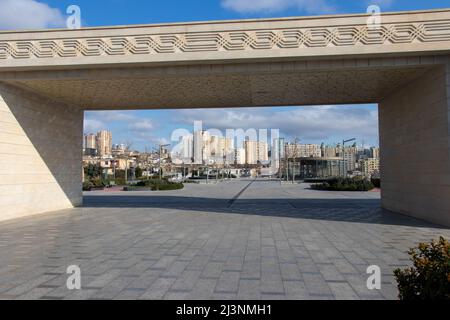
[1,0,448,150]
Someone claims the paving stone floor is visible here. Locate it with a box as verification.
[0,178,449,300]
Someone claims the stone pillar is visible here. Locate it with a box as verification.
[379,57,450,226]
[0,83,83,222]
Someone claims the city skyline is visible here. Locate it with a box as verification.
[84,105,380,152]
[83,128,380,178]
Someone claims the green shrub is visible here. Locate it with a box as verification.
[84,163,102,179]
[371,178,381,188]
[114,178,126,186]
[135,178,168,187]
[394,237,450,300]
[82,181,93,191]
[125,178,184,191]
[135,167,143,179]
[311,177,374,191]
[151,183,184,191]
[90,178,105,188]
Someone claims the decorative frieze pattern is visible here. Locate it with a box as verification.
[1,22,450,60]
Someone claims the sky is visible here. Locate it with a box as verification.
[1,0,448,150]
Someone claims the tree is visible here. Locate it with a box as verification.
[135,166,143,179]
[124,140,134,152]
[283,137,301,182]
[84,163,102,179]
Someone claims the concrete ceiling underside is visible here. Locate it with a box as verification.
[5,65,431,110]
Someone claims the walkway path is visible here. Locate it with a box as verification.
[0,179,448,300]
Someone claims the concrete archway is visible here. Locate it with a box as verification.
[1,9,450,225]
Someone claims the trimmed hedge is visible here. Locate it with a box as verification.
[135,178,168,187]
[311,177,375,191]
[125,177,184,191]
[152,183,184,191]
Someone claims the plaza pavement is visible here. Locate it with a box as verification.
[0,178,449,300]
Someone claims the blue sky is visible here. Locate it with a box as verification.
[34,1,450,26]
[1,0,448,150]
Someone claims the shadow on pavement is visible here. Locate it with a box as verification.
[82,195,446,229]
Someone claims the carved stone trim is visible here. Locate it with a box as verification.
[1,22,450,60]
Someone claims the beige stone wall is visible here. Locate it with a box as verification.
[379,57,450,226]
[0,83,83,222]
[1,9,450,71]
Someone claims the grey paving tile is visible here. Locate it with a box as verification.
[280,263,302,281]
[201,262,223,279]
[215,271,240,294]
[302,273,333,297]
[284,280,309,299]
[328,282,360,300]
[190,278,218,300]
[170,270,202,292]
[238,279,261,300]
[1,179,448,301]
[16,287,54,300]
[5,275,57,296]
[139,277,177,300]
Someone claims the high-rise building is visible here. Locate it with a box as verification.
[272,138,285,169]
[343,152,357,171]
[216,136,234,164]
[359,158,380,177]
[258,142,269,163]
[84,134,97,149]
[338,145,358,174]
[286,143,321,158]
[96,130,112,157]
[321,145,338,158]
[244,140,269,165]
[234,148,246,165]
[192,132,234,165]
[371,147,380,160]
[193,130,203,164]
[180,134,194,161]
[202,132,211,163]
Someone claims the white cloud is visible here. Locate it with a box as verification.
[0,0,65,30]
[84,105,379,150]
[221,0,335,14]
[368,0,395,10]
[172,105,379,145]
[129,119,154,131]
[91,111,135,122]
[83,119,105,134]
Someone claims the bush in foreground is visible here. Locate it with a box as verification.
[311,177,374,191]
[394,237,450,300]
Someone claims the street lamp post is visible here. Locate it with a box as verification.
[159,144,171,180]
[113,160,116,181]
[125,157,128,184]
[285,144,289,183]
